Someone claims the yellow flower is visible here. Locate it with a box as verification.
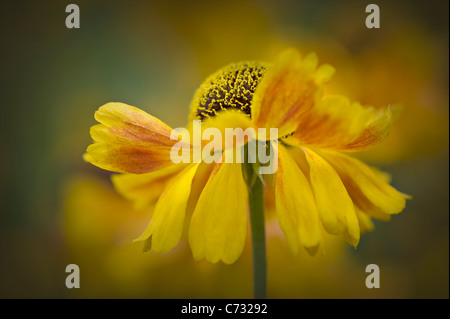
[84,48,409,264]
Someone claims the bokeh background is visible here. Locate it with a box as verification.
[0,0,448,298]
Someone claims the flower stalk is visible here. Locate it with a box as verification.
[248,175,266,299]
[242,142,267,299]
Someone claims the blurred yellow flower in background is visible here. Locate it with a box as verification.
[64,173,411,298]
[63,174,252,298]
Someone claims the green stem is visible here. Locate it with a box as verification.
[248,176,267,299]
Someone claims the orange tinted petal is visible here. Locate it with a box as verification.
[342,107,393,151]
[93,102,175,147]
[85,102,180,173]
[287,96,371,148]
[251,49,334,137]
[286,96,393,152]
[85,144,176,174]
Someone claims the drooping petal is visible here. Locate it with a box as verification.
[302,147,360,247]
[134,163,200,253]
[85,102,181,173]
[111,164,187,209]
[189,160,248,264]
[342,107,393,151]
[275,145,322,254]
[185,161,216,216]
[84,143,177,174]
[319,150,409,218]
[286,96,393,152]
[287,96,371,147]
[251,49,334,138]
[355,207,375,234]
[93,102,175,146]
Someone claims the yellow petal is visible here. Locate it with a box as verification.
[285,95,393,152]
[186,161,216,216]
[134,164,200,253]
[303,147,360,247]
[85,143,176,174]
[314,64,335,84]
[251,48,334,138]
[189,160,248,264]
[320,150,408,217]
[198,109,256,151]
[111,164,186,209]
[342,107,393,151]
[286,95,373,149]
[93,102,175,147]
[355,207,375,234]
[275,145,322,254]
[85,102,180,173]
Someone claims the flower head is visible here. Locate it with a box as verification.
[190,61,270,121]
[85,48,409,264]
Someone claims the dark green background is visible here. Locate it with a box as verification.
[0,0,448,298]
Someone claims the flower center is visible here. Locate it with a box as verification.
[191,61,270,121]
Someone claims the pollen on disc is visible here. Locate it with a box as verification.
[193,61,270,120]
